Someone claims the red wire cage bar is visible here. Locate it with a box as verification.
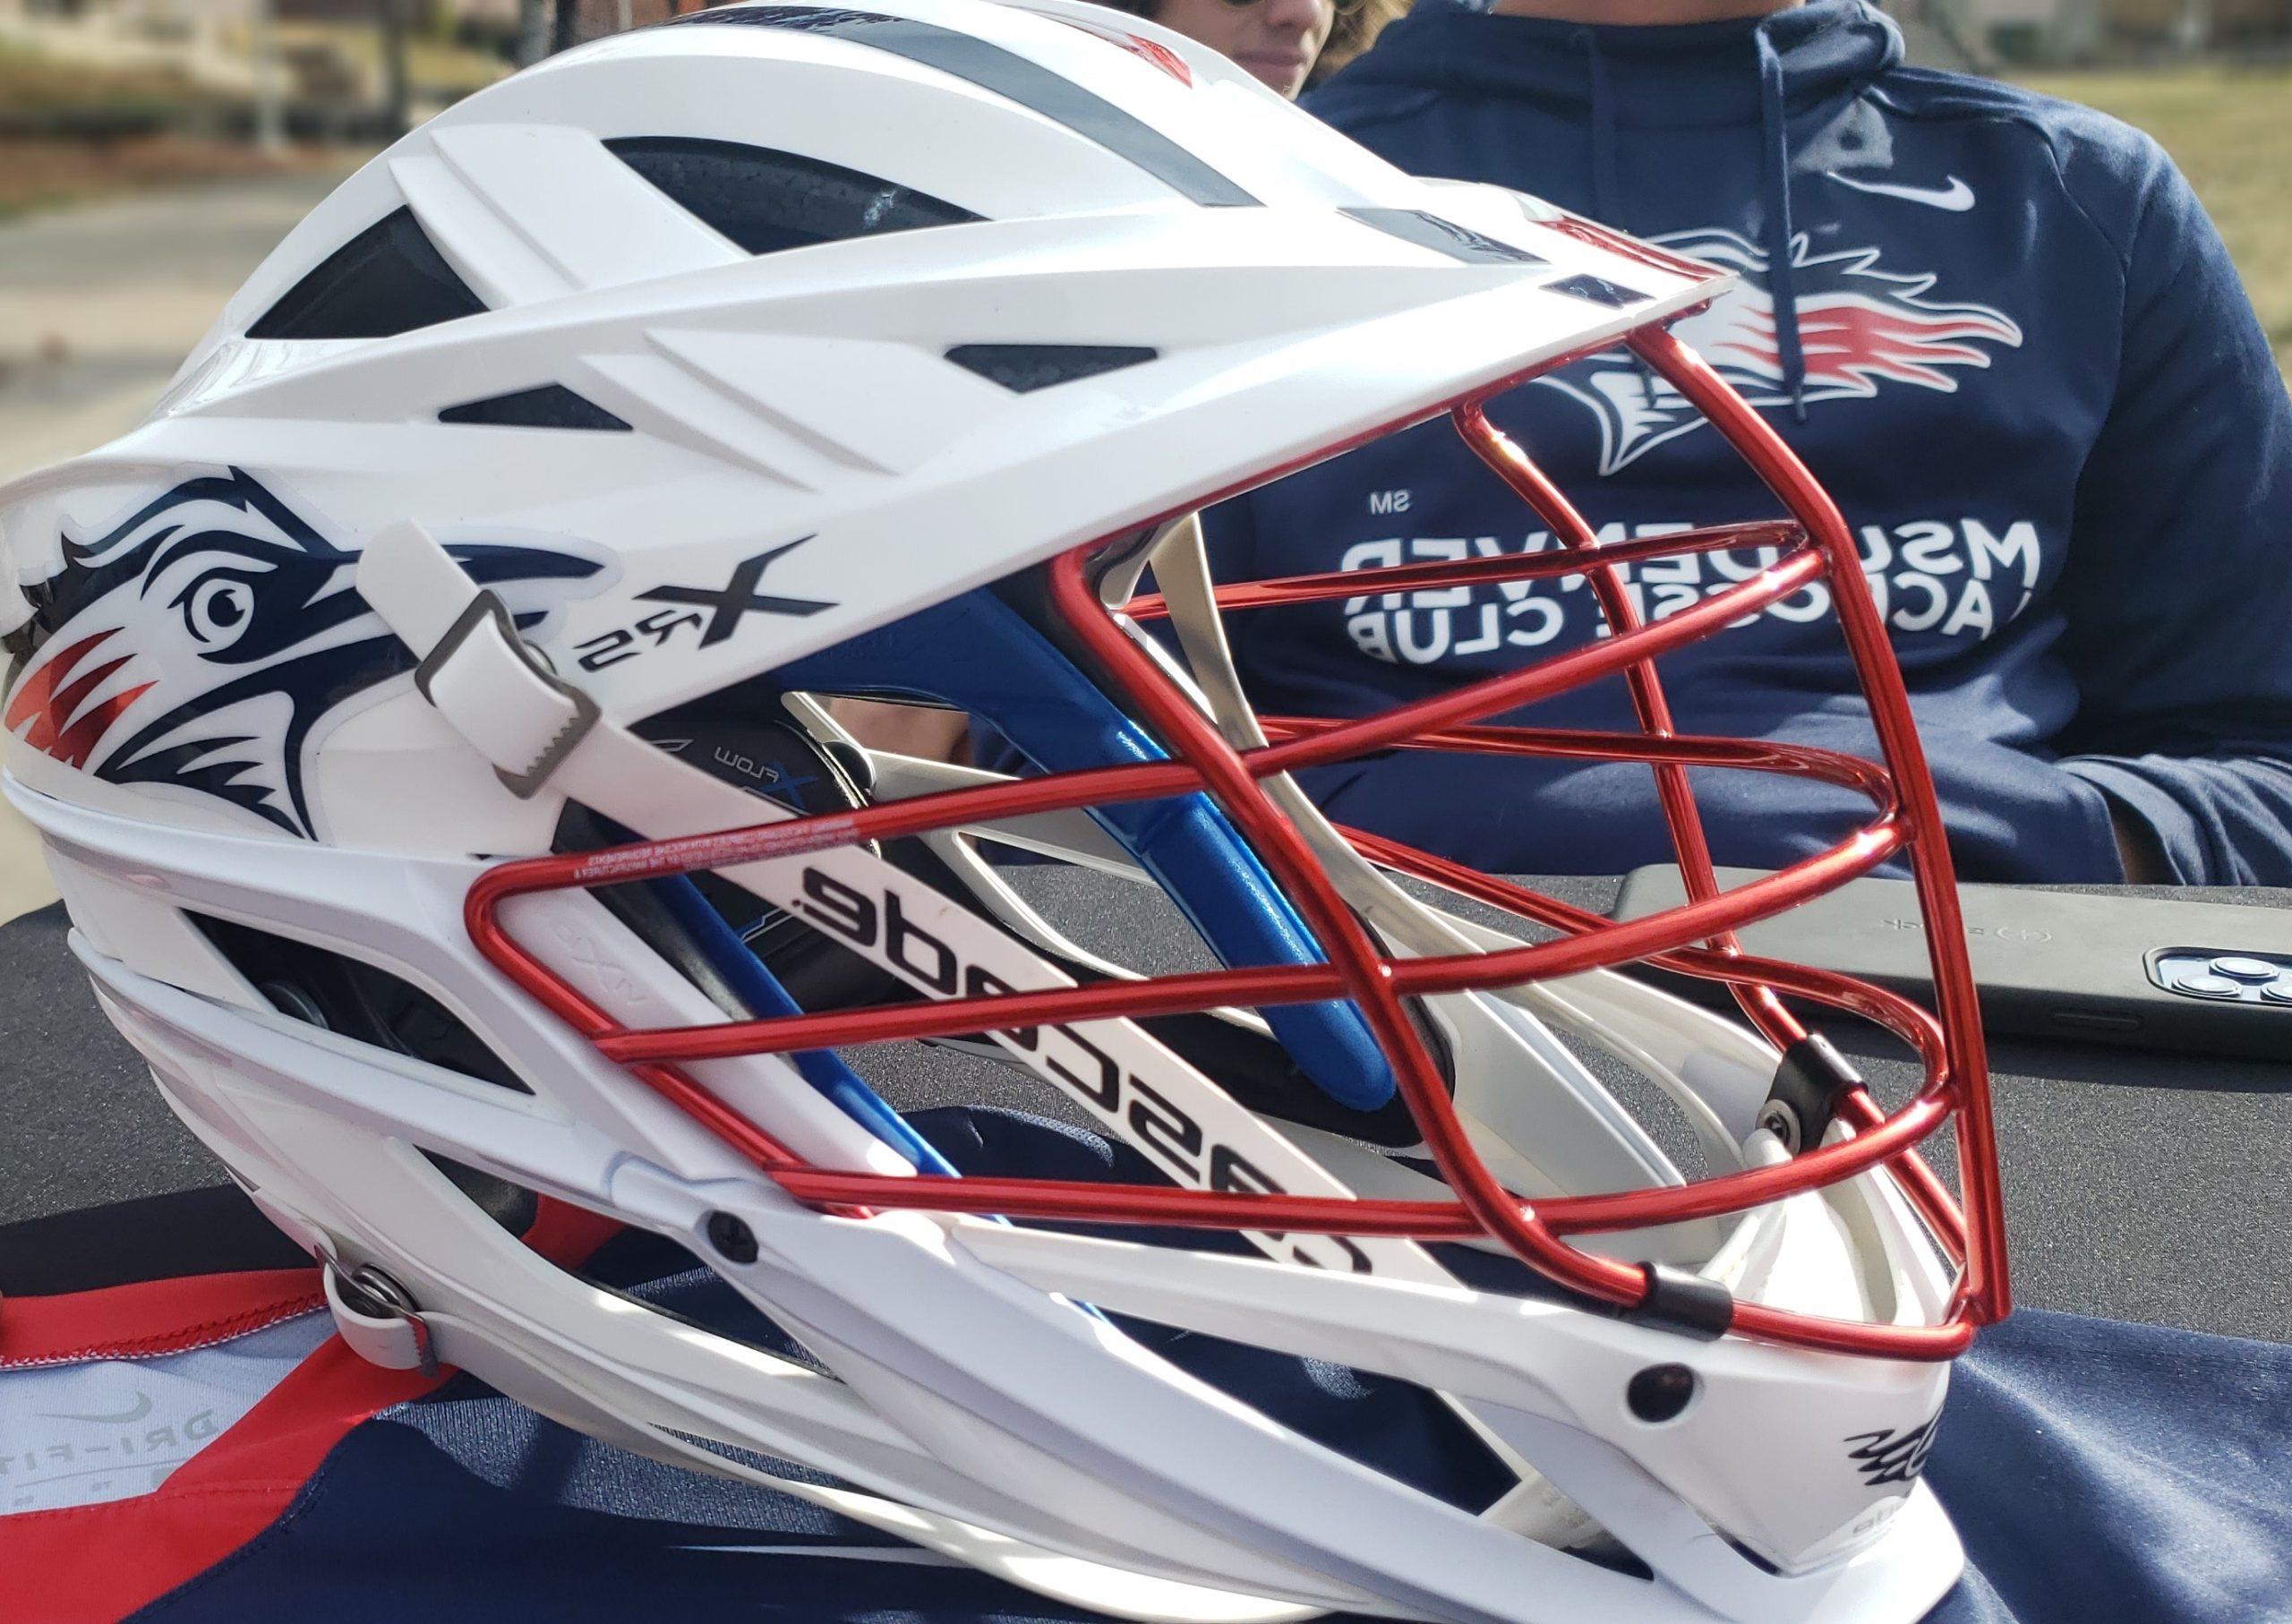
[465,322,2009,1363]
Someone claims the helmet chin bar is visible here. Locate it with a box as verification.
[465,323,2006,1363]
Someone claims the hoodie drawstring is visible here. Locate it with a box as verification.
[1578,27,1621,232]
[1755,25,1808,420]
[1574,19,1807,419]
[1579,29,1666,401]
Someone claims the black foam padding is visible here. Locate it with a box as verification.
[192,910,533,1095]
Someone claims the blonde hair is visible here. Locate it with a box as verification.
[1315,0,1408,80]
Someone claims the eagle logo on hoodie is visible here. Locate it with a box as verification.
[4,469,603,838]
[1543,227,2023,474]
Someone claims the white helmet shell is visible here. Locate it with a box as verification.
[3,5,1999,1621]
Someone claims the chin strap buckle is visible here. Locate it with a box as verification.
[324,1262,440,1377]
[413,589,601,799]
[364,519,599,800]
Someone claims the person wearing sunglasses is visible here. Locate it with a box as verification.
[1198,0,2292,886]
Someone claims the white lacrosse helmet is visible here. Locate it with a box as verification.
[1,4,2008,1620]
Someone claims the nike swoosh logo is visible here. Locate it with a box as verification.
[39,1392,152,1424]
[1827,173,1976,212]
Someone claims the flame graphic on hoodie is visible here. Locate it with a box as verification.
[1543,227,2023,474]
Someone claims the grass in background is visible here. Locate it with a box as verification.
[2019,64,2292,376]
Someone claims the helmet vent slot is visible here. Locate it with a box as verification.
[945,344,1157,393]
[438,385,631,432]
[1544,271,1653,309]
[419,1152,541,1235]
[245,206,486,340]
[605,136,977,257]
[1341,207,1548,267]
[188,912,533,1094]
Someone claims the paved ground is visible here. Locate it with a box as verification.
[1,168,352,924]
[0,168,349,487]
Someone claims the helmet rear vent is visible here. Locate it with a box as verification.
[245,206,486,340]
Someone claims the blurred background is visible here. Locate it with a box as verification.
[2,0,2284,515]
[1,0,2288,914]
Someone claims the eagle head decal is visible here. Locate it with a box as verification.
[4,469,605,838]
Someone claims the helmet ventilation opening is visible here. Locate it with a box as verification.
[189,911,532,1094]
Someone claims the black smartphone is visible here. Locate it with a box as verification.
[1611,866,2292,1059]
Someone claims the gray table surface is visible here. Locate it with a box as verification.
[4,872,2288,1342]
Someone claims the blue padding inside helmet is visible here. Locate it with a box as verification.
[646,870,962,1177]
[779,587,1396,1111]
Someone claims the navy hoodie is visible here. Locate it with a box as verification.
[1205,0,2292,884]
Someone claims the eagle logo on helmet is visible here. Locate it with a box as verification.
[1542,227,2024,474]
[3,469,603,838]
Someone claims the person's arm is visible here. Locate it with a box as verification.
[2048,131,2292,885]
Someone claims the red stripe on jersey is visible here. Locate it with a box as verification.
[0,1269,325,1370]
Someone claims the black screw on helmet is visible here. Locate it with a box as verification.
[1627,1363,1698,1423]
[706,1210,759,1264]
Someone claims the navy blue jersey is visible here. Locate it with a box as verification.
[1203,0,2292,884]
